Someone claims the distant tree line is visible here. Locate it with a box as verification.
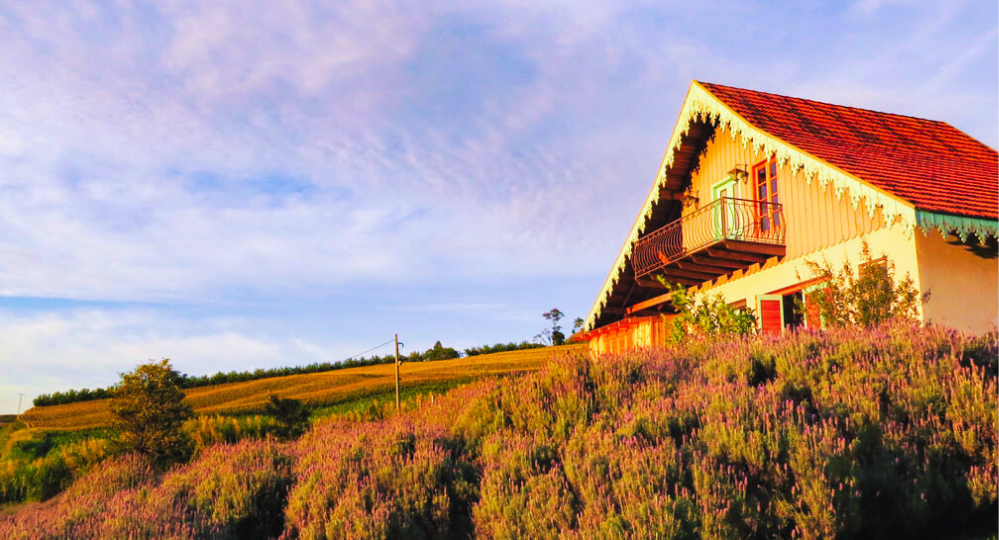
[32,339,543,407]
[463,341,544,356]
[32,387,114,407]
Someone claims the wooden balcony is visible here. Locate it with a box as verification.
[632,197,785,286]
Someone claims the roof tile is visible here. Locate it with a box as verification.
[700,82,998,219]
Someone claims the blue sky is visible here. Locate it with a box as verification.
[0,0,996,413]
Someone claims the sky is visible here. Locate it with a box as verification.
[0,0,996,413]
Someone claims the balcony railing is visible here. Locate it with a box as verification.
[633,197,785,279]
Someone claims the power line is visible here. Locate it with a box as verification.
[342,338,395,362]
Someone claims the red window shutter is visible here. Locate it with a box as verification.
[759,295,784,335]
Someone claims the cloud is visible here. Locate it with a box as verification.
[1,1,663,304]
[1,1,992,301]
[0,307,347,413]
[0,0,994,410]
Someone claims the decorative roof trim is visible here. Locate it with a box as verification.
[916,211,999,243]
[584,80,921,332]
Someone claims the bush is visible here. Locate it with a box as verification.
[801,242,923,328]
[0,438,110,504]
[5,325,995,539]
[657,279,758,344]
[264,395,310,441]
[110,359,193,465]
[284,422,478,539]
[0,441,293,540]
[183,414,283,450]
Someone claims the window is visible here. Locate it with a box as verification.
[761,291,807,334]
[763,278,829,333]
[782,291,805,328]
[753,156,780,232]
[859,256,888,279]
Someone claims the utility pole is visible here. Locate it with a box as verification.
[16,393,24,415]
[394,334,401,410]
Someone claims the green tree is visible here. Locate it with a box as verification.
[656,279,757,344]
[572,317,584,334]
[423,340,460,361]
[110,359,193,465]
[800,242,923,328]
[536,308,565,345]
[264,395,310,440]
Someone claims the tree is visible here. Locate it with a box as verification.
[535,308,566,345]
[264,395,310,440]
[110,359,193,465]
[572,317,584,334]
[423,340,460,361]
[800,242,924,328]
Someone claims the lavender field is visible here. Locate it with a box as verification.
[2,323,995,539]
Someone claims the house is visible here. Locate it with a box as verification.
[575,81,998,354]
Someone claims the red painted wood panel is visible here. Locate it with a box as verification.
[760,299,783,335]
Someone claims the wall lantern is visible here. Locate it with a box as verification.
[728,164,749,184]
[680,186,700,208]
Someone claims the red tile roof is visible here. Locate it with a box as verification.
[699,82,998,219]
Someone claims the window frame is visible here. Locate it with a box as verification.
[752,156,780,233]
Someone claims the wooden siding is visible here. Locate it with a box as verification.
[685,133,887,260]
[592,131,901,355]
[589,315,675,355]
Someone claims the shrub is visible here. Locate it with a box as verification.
[110,359,193,465]
[0,438,110,504]
[264,395,310,440]
[801,242,923,328]
[183,414,283,450]
[284,421,478,540]
[3,325,995,539]
[657,279,758,344]
[0,441,293,540]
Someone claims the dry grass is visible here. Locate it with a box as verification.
[19,344,588,430]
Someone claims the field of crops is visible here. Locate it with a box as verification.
[19,343,588,430]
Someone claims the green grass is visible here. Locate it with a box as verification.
[3,427,114,462]
[0,421,25,458]
[308,378,472,421]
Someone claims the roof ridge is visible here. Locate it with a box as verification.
[695,80,952,125]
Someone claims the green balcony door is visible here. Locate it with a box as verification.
[711,176,739,240]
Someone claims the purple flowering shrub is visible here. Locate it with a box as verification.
[282,419,477,540]
[1,440,293,539]
[2,323,995,539]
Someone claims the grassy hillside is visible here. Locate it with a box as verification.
[2,325,995,539]
[19,344,587,430]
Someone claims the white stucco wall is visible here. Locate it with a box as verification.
[915,231,998,334]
